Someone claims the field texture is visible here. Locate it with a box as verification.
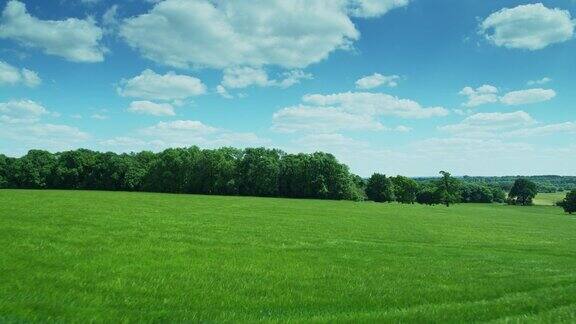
[534,192,568,206]
[0,190,575,323]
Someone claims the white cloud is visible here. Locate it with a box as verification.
[293,133,369,149]
[118,69,206,101]
[119,0,406,69]
[272,105,386,133]
[272,91,443,134]
[459,85,499,108]
[0,123,89,155]
[102,120,270,150]
[141,120,217,138]
[500,88,556,106]
[527,77,552,86]
[0,99,48,123]
[216,85,233,99]
[0,99,89,155]
[412,137,533,155]
[439,111,536,137]
[220,67,312,91]
[90,113,108,120]
[102,5,119,34]
[480,3,575,50]
[459,85,556,107]
[0,61,41,87]
[355,73,400,89]
[127,100,175,116]
[394,125,412,132]
[0,1,105,62]
[347,0,409,18]
[303,92,449,119]
[21,68,41,87]
[221,67,270,89]
[504,121,576,137]
[272,70,313,88]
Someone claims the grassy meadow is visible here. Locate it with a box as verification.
[534,192,568,206]
[1,190,575,322]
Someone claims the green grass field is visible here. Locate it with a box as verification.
[1,190,575,322]
[534,192,568,206]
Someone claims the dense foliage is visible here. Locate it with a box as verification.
[0,148,362,201]
[365,174,395,203]
[508,178,538,206]
[416,175,576,193]
[558,190,576,214]
[391,176,419,204]
[0,148,513,205]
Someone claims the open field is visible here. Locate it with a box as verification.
[1,190,575,322]
[534,192,568,206]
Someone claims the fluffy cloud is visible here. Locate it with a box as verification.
[127,100,175,116]
[302,92,449,119]
[459,85,556,107]
[412,137,533,155]
[0,61,41,87]
[527,77,552,86]
[220,67,312,92]
[272,105,385,133]
[355,73,400,89]
[293,133,370,149]
[141,120,218,138]
[272,92,445,133]
[0,1,105,62]
[216,85,233,99]
[0,99,48,123]
[480,3,575,50]
[221,67,269,89]
[439,111,535,137]
[500,88,556,106]
[99,120,268,151]
[459,85,499,108]
[0,99,89,155]
[118,69,206,101]
[120,0,407,69]
[504,122,576,137]
[347,0,410,18]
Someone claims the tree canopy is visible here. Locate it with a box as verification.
[0,147,535,206]
[508,178,538,206]
[558,190,576,214]
[366,173,395,203]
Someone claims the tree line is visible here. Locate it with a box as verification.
[0,148,364,200]
[0,147,526,206]
[418,175,576,194]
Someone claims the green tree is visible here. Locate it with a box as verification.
[306,152,360,200]
[438,171,460,207]
[237,148,281,197]
[278,153,309,198]
[143,147,201,193]
[366,173,395,203]
[459,183,493,203]
[12,150,57,189]
[558,190,576,214]
[416,183,441,205]
[490,187,507,203]
[189,147,241,195]
[391,176,419,204]
[0,154,9,188]
[52,149,98,189]
[508,178,537,206]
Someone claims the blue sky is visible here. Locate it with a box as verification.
[0,0,575,176]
